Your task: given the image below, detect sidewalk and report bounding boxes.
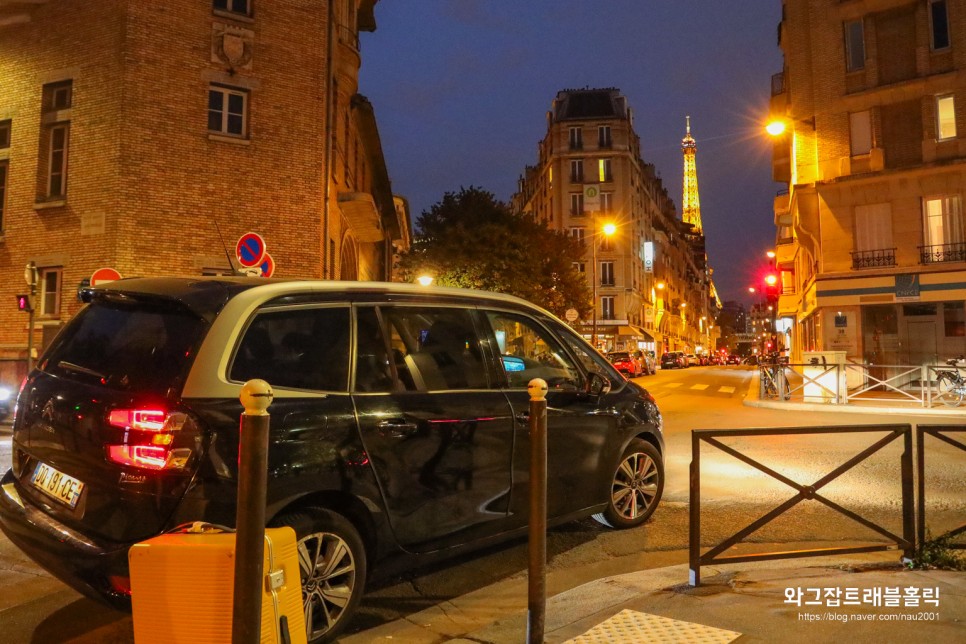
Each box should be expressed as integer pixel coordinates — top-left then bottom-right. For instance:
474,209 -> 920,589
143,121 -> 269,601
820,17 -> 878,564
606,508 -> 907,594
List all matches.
341,552 -> 964,643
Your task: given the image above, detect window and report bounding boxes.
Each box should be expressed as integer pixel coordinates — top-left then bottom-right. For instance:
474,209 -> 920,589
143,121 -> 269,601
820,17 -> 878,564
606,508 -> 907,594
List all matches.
39,81 -> 72,201
230,306 -> 351,391
937,95 -> 957,141
600,235 -> 614,252
930,0 -> 950,51
844,19 -> 865,72
0,120 -> 10,149
208,85 -> 248,137
570,193 -> 584,216
39,267 -> 62,317
213,0 -> 251,16
923,195 -> 964,246
854,203 -> 893,252
944,302 -> 965,337
849,110 -> 872,156
598,125 -> 612,148
570,159 -> 584,183
0,161 -> 7,230
486,311 -> 580,390
569,127 -> 582,150
572,262 -> 585,273
570,227 -> 586,244
600,192 -> 613,213
47,125 -> 69,198
600,261 -> 615,286
598,158 -> 612,182
601,296 -> 615,320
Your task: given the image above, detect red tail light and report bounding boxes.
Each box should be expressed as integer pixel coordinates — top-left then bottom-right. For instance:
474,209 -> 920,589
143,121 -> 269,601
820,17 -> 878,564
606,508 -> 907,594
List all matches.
106,409 -> 190,470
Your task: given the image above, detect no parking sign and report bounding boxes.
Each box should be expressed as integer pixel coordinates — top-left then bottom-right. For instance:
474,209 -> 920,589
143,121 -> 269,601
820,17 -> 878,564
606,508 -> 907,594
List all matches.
235,233 -> 276,277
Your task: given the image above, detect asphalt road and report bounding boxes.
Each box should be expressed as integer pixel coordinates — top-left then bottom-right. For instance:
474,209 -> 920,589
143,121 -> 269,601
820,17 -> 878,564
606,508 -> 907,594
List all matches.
0,365 -> 961,642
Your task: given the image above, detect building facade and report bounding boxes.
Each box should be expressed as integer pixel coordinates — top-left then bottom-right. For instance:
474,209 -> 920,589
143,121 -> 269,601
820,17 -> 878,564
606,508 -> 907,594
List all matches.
514,88 -> 717,358
0,0 -> 408,381
770,0 -> 966,366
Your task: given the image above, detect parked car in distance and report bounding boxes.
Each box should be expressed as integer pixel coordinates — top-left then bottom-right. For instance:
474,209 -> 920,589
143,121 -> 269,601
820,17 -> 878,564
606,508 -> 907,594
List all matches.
636,350 -> 657,375
606,351 -> 643,378
660,351 -> 681,369
0,278 -> 666,644
684,354 -> 700,367
726,354 -> 741,365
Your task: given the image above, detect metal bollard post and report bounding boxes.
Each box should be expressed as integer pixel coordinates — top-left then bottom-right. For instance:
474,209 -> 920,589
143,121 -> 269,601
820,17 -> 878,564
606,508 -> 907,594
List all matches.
233,379 -> 274,644
526,378 -> 548,644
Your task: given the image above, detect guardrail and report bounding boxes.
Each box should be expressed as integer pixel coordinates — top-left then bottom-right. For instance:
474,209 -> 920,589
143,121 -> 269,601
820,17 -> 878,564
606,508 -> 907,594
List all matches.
689,424 -> 915,586
756,361 -> 966,408
917,424 -> 966,550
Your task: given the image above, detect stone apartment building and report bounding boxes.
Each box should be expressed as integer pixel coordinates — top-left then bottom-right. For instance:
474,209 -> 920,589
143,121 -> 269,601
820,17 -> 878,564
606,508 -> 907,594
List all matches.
514,88 -> 716,358
770,0 -> 966,366
0,0 -> 407,381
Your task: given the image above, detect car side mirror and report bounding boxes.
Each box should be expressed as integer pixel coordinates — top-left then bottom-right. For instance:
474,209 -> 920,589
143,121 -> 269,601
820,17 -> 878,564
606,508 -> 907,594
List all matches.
587,372 -> 612,397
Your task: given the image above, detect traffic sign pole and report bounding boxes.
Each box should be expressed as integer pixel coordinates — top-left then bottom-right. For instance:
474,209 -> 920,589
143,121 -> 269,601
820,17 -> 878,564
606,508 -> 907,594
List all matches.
24,262 -> 37,374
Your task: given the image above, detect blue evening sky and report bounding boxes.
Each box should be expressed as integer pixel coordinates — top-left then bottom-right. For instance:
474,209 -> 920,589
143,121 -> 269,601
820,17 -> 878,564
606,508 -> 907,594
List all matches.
359,1 -> 785,302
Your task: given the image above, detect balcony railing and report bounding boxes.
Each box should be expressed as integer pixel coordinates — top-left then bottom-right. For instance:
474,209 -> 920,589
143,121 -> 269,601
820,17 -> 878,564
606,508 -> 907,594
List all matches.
850,247 -> 896,269
919,242 -> 966,264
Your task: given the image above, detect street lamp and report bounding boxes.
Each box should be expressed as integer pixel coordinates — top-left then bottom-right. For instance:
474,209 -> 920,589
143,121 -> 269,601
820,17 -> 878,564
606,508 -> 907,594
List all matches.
416,274 -> 434,286
591,220 -> 616,349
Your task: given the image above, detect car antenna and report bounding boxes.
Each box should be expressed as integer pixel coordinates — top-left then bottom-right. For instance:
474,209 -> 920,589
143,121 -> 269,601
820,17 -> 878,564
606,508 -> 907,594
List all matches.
213,217 -> 241,275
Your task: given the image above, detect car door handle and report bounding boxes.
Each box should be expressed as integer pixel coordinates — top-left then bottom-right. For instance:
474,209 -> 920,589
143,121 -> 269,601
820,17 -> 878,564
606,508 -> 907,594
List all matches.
377,419 -> 418,438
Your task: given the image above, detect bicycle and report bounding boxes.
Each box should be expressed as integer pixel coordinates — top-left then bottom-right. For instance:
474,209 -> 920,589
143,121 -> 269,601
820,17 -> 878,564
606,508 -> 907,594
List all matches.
761,353 -> 791,400
935,356 -> 966,407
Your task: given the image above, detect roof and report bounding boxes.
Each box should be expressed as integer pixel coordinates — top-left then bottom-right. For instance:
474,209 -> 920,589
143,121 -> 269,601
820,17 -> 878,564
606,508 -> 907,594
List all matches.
552,88 -> 626,121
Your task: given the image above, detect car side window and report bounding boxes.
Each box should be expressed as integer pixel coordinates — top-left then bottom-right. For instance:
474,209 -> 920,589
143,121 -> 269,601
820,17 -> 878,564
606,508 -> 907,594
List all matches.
553,323 -> 624,389
485,311 -> 581,390
230,306 -> 350,392
377,306 -> 489,391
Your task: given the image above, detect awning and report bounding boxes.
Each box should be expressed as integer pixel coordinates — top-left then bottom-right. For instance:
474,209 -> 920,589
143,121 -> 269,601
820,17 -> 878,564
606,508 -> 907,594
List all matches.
618,325 -> 654,341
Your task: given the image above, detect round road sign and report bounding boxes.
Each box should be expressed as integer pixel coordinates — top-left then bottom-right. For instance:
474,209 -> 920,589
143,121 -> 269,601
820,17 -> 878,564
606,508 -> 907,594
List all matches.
236,232 -> 267,268
91,267 -> 122,286
565,308 -> 579,322
259,253 -> 275,278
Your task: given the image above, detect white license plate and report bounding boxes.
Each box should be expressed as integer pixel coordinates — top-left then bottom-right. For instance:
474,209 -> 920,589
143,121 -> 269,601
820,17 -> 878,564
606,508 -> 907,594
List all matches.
31,462 -> 85,509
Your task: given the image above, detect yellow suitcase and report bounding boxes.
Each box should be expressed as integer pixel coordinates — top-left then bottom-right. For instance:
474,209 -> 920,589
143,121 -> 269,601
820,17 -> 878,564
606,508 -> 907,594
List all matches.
129,526 -> 307,644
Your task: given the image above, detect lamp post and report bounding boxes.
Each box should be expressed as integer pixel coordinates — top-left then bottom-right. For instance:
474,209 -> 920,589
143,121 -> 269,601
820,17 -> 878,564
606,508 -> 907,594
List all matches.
590,220 -> 616,349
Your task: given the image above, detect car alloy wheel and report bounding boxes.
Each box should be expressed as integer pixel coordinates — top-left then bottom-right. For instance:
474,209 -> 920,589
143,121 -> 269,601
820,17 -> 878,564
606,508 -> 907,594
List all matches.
272,508 -> 367,643
593,439 -> 664,529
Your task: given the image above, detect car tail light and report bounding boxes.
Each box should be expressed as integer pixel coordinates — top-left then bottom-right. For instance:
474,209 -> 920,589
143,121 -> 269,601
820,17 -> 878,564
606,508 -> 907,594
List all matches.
106,409 -> 191,471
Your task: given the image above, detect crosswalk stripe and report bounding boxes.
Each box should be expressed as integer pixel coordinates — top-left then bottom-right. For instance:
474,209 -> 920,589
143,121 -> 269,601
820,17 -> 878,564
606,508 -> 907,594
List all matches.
665,382 -> 682,388
690,384 -> 709,390
719,386 -> 736,394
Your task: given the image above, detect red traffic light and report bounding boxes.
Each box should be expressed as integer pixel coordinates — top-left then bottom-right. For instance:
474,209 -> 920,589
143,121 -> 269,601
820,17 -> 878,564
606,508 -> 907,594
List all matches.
764,273 -> 778,287
16,294 -> 33,312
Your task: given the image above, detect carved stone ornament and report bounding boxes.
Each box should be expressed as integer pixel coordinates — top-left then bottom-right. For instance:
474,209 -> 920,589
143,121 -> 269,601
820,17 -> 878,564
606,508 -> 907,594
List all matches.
212,23 -> 254,71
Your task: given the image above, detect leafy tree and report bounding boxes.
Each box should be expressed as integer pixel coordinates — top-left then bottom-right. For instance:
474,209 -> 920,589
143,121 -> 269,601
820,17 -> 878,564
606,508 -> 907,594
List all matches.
397,187 -> 591,318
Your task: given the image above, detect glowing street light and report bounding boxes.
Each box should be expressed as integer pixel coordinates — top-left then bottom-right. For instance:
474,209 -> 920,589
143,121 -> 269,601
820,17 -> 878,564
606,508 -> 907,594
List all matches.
765,120 -> 787,136
416,274 -> 434,286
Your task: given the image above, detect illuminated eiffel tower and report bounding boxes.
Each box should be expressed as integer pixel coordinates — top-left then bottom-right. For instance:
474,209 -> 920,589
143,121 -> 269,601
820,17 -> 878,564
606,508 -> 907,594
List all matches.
681,115 -> 702,232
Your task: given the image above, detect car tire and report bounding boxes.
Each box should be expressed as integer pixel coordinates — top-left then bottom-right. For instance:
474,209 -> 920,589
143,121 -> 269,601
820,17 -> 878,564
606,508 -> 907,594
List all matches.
593,439 -> 664,529
271,507 -> 367,644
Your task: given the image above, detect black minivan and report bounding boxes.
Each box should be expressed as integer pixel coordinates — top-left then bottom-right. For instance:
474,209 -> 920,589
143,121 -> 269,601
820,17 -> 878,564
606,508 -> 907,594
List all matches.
0,278 -> 664,642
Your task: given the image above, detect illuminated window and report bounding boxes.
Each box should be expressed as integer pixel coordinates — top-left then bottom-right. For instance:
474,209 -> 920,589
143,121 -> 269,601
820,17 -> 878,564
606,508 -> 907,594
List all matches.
923,195 -> 964,247
598,158 -> 612,182
208,85 -> 248,137
929,0 -> 950,51
213,0 -> 251,16
937,95 -> 956,141
844,19 -> 865,72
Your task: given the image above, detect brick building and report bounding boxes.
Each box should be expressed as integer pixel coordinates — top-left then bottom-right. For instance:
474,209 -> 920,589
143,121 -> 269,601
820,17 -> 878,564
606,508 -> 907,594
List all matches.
770,0 -> 966,365
514,88 -> 717,358
0,0 -> 408,381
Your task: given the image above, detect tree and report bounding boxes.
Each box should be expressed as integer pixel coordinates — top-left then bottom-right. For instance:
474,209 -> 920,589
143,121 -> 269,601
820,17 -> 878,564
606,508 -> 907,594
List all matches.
397,187 -> 592,318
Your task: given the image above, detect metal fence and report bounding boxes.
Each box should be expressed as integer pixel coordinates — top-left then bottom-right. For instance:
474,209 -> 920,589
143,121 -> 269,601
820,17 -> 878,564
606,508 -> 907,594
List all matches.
689,424 -> 915,586
917,425 -> 966,550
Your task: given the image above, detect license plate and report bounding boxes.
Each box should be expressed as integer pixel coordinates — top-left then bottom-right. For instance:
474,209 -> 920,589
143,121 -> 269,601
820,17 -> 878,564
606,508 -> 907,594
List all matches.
31,462 -> 85,509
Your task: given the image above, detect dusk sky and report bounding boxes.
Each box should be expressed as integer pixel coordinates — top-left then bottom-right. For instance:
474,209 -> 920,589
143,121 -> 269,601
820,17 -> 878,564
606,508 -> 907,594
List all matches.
359,1 -> 785,303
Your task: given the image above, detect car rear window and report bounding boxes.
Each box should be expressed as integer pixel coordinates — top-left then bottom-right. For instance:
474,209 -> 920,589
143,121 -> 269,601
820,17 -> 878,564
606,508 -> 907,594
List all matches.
41,301 -> 207,395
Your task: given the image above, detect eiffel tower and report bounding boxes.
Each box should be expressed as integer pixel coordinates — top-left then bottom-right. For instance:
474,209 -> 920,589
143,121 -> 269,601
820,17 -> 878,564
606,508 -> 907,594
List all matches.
681,115 -> 702,232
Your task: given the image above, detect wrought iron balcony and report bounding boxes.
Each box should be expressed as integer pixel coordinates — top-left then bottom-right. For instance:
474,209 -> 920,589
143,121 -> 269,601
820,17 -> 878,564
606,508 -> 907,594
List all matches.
850,248 -> 896,270
919,242 -> 966,264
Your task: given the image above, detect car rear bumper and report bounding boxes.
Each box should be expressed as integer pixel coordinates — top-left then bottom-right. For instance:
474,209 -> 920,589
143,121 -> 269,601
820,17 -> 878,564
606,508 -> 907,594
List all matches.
0,469 -> 131,609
